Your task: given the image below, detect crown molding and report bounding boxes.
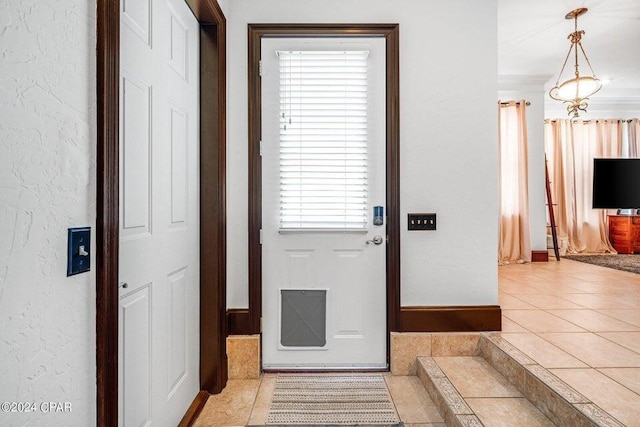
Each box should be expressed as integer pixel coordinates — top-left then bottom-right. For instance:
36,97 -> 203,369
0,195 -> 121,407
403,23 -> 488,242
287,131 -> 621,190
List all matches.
498,75 -> 553,92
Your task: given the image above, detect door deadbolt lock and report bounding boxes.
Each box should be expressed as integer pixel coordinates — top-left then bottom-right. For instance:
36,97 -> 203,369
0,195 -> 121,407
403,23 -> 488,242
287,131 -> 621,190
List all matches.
366,235 -> 384,245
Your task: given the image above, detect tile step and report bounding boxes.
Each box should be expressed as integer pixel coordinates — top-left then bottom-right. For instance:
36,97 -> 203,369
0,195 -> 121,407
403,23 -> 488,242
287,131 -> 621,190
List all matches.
415,333 -> 624,427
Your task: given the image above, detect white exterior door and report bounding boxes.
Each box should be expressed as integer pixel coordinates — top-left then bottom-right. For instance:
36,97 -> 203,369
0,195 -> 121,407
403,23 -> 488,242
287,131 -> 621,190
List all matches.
261,38 -> 387,369
118,0 -> 199,425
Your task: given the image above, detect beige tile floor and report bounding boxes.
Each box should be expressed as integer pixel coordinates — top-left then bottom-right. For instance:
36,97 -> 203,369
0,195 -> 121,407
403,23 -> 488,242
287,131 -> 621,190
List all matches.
196,258 -> 640,426
498,258 -> 640,426
195,373 -> 444,426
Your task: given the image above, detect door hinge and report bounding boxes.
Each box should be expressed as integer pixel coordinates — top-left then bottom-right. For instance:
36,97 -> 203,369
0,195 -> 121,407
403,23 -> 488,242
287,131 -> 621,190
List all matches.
260,229 -> 263,245
259,60 -> 262,77
259,140 -> 263,156
260,317 -> 263,333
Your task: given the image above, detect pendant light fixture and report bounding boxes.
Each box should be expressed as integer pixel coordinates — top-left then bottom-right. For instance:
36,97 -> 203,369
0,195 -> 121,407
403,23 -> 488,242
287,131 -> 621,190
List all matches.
549,8 -> 602,118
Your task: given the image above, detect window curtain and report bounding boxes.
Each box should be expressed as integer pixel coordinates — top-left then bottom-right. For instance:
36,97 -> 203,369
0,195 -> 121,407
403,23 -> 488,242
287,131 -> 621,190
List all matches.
544,119 -> 623,254
498,101 -> 531,264
628,119 -> 640,157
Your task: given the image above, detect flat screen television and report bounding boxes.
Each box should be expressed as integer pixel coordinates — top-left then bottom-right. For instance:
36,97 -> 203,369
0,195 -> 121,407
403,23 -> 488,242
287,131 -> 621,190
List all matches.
592,158 -> 640,209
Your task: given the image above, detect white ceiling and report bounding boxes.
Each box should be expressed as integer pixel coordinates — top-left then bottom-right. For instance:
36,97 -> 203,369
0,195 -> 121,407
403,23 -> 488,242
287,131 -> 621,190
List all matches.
498,0 -> 640,100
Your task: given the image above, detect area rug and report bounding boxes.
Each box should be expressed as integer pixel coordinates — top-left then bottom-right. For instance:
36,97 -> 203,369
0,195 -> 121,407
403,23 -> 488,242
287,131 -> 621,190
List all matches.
563,254 -> 640,274
266,374 -> 400,425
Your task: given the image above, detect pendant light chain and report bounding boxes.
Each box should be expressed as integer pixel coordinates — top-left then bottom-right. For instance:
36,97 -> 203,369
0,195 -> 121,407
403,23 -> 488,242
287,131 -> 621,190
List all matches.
549,7 -> 602,118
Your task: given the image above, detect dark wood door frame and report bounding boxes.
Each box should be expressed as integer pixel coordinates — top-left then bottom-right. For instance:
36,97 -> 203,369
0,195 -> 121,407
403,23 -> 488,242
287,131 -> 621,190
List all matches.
96,0 -> 227,425
245,24 -> 401,359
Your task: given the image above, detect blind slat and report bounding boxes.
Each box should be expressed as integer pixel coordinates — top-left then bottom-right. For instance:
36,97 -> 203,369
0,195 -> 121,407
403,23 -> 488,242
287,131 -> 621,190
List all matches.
279,50 -> 369,230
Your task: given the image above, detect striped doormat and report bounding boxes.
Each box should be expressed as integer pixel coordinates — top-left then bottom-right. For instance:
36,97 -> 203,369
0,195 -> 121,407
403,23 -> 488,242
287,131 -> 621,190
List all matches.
266,374 -> 400,425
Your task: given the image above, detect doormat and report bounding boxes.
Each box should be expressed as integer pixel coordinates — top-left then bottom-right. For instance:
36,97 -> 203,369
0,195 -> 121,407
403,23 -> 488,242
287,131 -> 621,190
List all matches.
266,374 -> 400,425
563,254 -> 640,274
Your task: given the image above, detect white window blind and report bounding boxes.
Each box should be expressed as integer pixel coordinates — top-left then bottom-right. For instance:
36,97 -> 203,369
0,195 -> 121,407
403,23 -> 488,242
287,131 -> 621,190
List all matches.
278,50 -> 369,230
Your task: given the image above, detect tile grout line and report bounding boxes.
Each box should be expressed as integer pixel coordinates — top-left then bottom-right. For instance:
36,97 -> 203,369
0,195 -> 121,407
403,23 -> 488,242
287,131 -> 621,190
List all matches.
498,330 -> 592,369
538,306 -> 640,331
593,330 -> 640,355
502,308 -> 589,334
528,331 -> 614,369
382,375 -> 402,423
534,330 -> 640,368
522,328 -> 599,369
246,373 -> 266,425
593,308 -> 640,327
594,367 -> 640,399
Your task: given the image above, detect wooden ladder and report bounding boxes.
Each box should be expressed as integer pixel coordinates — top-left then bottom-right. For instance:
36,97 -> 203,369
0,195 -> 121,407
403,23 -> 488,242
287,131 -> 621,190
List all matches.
545,155 -> 560,261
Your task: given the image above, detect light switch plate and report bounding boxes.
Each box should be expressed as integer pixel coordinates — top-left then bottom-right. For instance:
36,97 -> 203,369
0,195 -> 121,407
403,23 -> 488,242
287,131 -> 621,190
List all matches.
408,213 -> 437,230
67,227 -> 91,276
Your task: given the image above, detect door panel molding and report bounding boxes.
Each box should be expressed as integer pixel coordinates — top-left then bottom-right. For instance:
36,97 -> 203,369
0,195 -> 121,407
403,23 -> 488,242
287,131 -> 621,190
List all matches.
119,284 -> 152,426
247,25 -> 401,354
96,0 -> 227,425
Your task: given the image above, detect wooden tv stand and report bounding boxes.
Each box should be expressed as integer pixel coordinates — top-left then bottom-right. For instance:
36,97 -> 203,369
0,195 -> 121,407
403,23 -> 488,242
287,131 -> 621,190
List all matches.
608,215 -> 640,254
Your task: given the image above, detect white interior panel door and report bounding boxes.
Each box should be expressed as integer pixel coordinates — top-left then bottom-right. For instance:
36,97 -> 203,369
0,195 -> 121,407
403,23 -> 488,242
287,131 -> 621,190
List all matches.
119,0 -> 199,425
261,38 -> 387,369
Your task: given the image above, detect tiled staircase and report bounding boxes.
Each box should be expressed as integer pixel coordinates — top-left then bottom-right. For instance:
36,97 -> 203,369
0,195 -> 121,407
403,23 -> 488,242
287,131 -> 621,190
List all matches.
411,333 -> 624,427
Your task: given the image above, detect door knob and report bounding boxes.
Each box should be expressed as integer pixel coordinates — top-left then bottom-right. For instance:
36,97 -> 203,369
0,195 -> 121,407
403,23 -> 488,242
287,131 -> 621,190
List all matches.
119,282 -> 128,289
366,235 -> 384,245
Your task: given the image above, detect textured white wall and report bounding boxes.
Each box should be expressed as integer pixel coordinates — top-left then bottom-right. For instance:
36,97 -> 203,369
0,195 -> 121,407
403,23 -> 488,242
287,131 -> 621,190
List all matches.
226,0 -> 499,308
0,1 -> 96,425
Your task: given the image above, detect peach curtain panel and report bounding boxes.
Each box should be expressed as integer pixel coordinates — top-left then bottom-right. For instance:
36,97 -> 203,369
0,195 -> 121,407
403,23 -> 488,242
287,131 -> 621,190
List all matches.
498,101 -> 530,264
544,119 -> 623,254
629,119 -> 640,157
